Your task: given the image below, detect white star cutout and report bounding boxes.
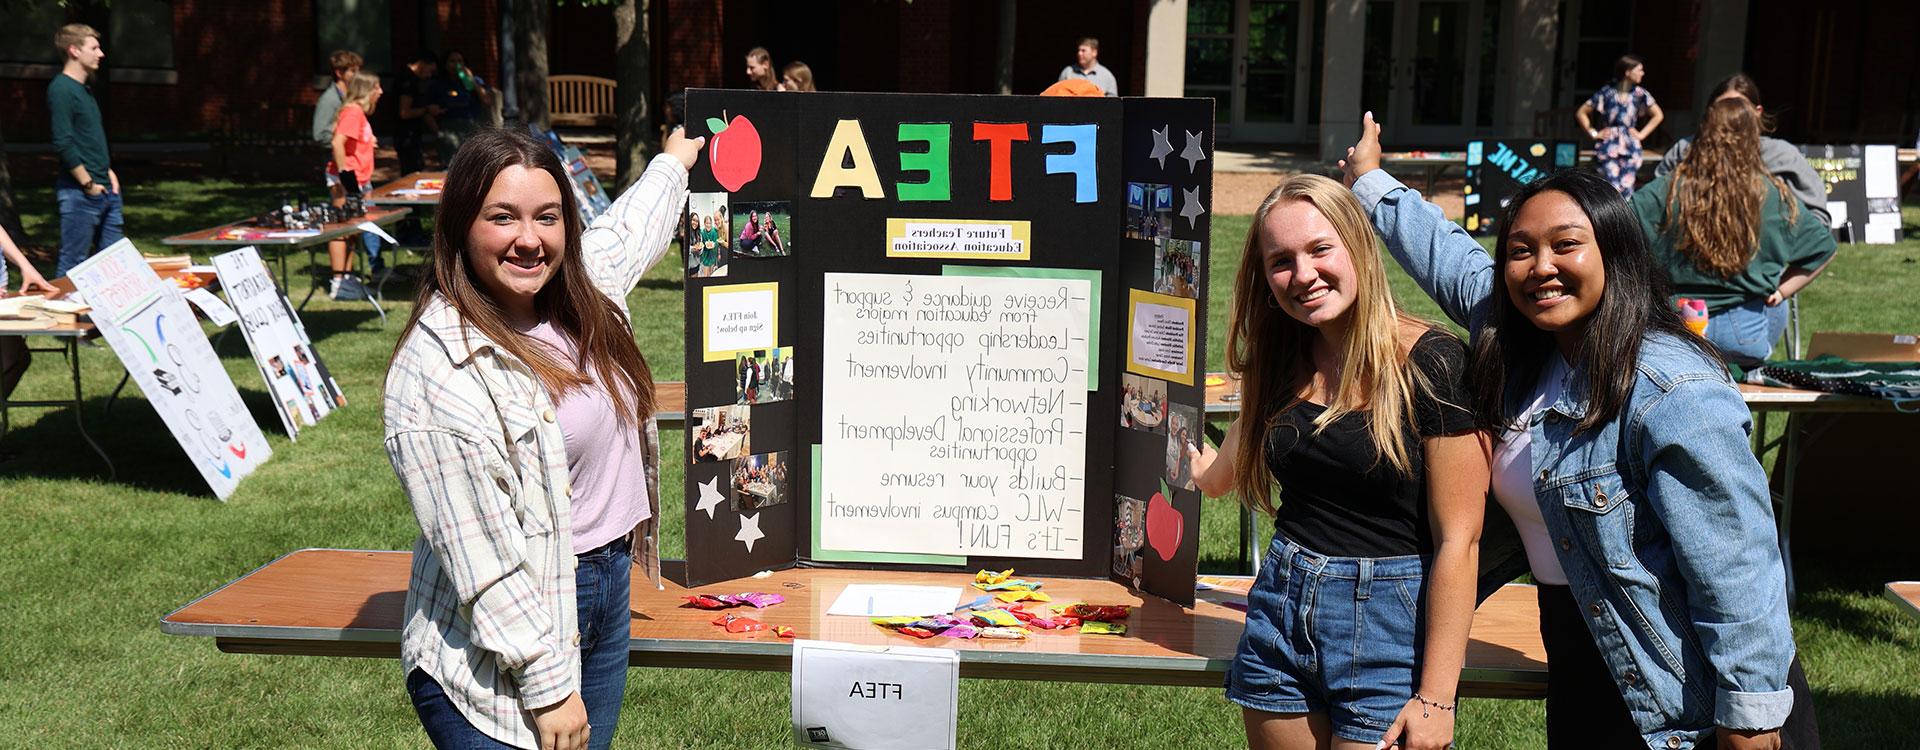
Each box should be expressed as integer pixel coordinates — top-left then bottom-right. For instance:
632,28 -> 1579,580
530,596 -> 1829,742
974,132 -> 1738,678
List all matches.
1180,130 -> 1207,173
735,512 -> 764,553
696,476 -> 725,520
1149,125 -> 1174,169
1180,185 -> 1207,228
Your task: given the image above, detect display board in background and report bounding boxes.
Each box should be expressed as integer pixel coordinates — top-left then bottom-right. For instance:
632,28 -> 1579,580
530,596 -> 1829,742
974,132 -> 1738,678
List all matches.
680,89 -> 1212,607
531,126 -> 612,223
1801,143 -> 1903,244
212,246 -> 347,438
1463,140 -> 1577,236
68,240 -> 272,500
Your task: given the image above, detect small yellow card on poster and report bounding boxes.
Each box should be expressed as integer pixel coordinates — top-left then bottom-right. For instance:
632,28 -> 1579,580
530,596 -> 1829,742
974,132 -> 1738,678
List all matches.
1126,288 -> 1195,385
702,282 -> 779,362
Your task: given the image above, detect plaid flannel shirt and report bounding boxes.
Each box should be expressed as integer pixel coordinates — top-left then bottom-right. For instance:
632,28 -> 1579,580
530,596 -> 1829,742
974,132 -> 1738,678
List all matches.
385,154 -> 686,748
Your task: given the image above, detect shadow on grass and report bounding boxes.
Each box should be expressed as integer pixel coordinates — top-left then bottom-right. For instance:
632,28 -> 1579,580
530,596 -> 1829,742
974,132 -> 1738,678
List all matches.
1808,687 -> 1920,746
0,396 -> 217,498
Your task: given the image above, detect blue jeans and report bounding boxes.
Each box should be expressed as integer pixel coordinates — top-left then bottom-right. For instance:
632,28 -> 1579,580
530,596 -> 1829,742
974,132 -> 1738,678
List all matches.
361,231 -> 386,272
1225,535 -> 1427,744
1706,298 -> 1791,367
407,539 -> 631,750
54,176 -> 124,277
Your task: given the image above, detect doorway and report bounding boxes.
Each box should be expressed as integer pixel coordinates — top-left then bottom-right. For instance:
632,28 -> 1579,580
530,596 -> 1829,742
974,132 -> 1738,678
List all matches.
1185,0 -> 1319,143
1360,0 -> 1501,145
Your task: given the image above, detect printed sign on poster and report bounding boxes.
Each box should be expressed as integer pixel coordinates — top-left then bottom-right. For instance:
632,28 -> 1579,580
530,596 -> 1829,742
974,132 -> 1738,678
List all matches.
212,246 -> 347,437
68,240 -> 272,500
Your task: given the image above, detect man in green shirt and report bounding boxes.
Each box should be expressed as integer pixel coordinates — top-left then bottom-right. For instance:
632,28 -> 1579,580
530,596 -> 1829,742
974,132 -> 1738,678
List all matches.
48,24 -> 123,277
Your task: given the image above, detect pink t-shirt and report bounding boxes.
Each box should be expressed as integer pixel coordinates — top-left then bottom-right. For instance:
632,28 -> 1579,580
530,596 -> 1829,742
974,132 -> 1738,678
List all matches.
524,320 -> 652,554
329,104 -> 377,178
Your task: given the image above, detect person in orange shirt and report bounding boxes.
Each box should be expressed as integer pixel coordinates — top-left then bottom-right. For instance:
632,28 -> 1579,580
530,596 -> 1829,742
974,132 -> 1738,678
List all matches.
326,74 -> 384,301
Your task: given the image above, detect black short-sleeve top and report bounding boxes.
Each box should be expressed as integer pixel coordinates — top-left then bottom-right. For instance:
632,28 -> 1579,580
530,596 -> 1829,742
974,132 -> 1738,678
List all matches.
1264,328 -> 1475,558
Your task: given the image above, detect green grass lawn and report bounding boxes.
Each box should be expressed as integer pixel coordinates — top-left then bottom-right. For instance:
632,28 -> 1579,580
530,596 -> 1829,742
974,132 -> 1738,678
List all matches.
1,180 -> 1916,747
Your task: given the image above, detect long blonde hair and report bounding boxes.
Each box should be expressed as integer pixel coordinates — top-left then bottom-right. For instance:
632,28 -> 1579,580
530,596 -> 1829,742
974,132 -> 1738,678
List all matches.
1225,174 -> 1438,517
1665,98 -> 1798,278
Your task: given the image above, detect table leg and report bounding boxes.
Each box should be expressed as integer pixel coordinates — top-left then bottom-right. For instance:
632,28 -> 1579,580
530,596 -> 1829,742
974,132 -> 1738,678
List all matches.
65,339 -> 115,480
106,369 -> 131,417
299,246 -> 320,310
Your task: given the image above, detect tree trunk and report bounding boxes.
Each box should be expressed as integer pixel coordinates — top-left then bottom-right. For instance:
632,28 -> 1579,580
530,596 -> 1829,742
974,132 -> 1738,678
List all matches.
613,0 -> 654,191
513,0 -> 551,129
995,0 -> 1016,95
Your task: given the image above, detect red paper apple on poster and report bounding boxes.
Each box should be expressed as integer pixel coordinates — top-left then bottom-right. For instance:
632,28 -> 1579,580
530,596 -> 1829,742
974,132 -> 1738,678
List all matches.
1146,480 -> 1183,562
705,113 -> 762,192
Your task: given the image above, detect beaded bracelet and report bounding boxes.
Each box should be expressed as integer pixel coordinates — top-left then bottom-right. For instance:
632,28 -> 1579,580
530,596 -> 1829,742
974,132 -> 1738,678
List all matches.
1412,693 -> 1457,718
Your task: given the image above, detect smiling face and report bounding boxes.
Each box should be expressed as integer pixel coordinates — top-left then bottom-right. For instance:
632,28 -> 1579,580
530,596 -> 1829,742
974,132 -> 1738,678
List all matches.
466,165 -> 567,323
1502,190 -> 1606,343
1260,198 -> 1358,331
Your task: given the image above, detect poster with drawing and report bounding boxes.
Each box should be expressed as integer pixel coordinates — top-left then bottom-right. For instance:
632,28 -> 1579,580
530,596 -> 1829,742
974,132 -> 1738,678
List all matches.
212,246 -> 347,438
68,240 -> 272,500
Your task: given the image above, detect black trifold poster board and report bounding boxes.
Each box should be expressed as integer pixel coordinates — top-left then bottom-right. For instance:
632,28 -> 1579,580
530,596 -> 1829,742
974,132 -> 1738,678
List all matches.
679,89 -> 1213,606
1463,139 -> 1577,236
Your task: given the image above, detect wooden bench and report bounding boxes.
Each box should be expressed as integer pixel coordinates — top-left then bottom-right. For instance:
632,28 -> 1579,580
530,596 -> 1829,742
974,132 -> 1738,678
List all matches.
549,75 -> 616,129
161,549 -> 1550,697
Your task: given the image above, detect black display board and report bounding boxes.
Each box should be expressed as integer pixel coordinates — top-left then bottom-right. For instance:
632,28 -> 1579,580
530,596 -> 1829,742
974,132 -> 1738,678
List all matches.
1463,139 -> 1577,236
1800,143 -> 1902,243
679,90 -> 1211,607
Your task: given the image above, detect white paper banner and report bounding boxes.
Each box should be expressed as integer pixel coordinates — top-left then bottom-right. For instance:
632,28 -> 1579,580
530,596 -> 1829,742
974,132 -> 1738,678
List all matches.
792,640 -> 958,750
819,272 -> 1091,559
68,240 -> 271,500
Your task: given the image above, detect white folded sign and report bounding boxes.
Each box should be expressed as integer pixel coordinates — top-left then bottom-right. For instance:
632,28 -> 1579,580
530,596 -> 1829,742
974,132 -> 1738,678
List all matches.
791,639 -> 958,750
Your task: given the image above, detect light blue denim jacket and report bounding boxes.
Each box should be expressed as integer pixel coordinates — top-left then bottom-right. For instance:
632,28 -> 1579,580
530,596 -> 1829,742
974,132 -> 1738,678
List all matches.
1354,170 -> 1796,748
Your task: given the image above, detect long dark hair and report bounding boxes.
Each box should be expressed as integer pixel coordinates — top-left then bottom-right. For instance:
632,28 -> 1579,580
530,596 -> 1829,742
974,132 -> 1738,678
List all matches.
1471,170 -> 1715,433
1709,72 -> 1777,132
394,128 -> 655,424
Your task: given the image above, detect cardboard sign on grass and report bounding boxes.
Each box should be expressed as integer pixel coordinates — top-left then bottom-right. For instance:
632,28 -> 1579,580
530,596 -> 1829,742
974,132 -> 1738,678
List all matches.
68,240 -> 271,500
212,246 -> 347,437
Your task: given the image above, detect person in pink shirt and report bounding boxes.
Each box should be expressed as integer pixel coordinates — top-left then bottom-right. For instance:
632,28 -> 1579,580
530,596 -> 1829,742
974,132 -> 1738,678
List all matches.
326,74 -> 384,300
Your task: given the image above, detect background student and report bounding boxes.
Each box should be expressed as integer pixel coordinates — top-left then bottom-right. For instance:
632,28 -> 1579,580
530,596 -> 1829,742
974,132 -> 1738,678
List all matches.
1057,36 -> 1118,96
1,230 -> 58,405
780,61 -> 817,92
1576,54 -> 1664,197
745,47 -> 778,90
1633,99 -> 1837,367
324,74 -> 385,301
47,24 -> 123,278
1655,74 -> 1830,226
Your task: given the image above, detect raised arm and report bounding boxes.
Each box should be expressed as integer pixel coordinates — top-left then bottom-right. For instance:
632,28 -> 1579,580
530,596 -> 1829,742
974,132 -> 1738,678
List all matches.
579,129 -> 702,304
1339,112 -> 1497,333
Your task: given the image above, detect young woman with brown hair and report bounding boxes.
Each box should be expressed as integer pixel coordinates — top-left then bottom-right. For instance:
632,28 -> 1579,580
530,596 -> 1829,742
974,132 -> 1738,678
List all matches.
1191,174 -> 1488,750
385,126 -> 701,750
1632,99 -> 1837,366
1655,74 -> 1829,226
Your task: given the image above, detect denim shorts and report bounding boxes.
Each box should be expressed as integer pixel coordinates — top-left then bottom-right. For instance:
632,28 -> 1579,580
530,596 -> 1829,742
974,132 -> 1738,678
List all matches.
1225,535 -> 1427,744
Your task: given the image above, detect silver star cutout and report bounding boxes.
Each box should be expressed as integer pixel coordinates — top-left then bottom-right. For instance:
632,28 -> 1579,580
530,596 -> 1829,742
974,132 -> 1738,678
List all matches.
1180,185 -> 1207,228
695,476 -> 725,520
735,512 -> 764,553
1180,130 -> 1207,173
1149,125 -> 1174,169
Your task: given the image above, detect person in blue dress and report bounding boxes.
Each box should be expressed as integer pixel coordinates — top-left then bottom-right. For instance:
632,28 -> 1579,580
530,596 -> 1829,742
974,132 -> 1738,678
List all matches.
1577,54 -> 1665,197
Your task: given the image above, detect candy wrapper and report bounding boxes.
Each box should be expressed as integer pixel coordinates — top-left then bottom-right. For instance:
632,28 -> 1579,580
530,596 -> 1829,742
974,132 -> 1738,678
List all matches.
773,625 -> 797,638
1080,621 -> 1127,635
711,613 -> 768,633
975,579 -> 1042,592
1063,604 -> 1132,622
941,624 -> 980,639
994,589 -> 1051,603
974,568 -> 1015,585
1024,616 -> 1065,630
682,595 -> 730,609
898,626 -> 939,639
976,626 -> 1028,640
971,609 -> 1023,628
870,616 -> 924,627
683,592 -> 786,610
954,594 -> 997,612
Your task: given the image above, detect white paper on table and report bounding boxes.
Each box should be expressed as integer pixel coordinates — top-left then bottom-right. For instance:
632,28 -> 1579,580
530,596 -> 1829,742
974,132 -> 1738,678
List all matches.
826,584 -> 964,617
182,288 -> 237,327
356,221 -> 398,244
264,230 -> 322,238
391,188 -> 440,196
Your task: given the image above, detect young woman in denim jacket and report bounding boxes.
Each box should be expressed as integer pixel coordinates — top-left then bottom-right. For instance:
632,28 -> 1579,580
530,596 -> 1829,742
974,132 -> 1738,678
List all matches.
1340,113 -> 1816,749
1191,174 -> 1489,750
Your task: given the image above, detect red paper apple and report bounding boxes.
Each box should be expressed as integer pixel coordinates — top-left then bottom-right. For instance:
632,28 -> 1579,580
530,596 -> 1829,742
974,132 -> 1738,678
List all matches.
705,113 -> 762,192
1146,480 -> 1184,562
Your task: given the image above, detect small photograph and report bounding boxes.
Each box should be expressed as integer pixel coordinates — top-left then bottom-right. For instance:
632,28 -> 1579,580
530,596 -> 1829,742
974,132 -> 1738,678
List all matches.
735,346 -> 795,405
1120,373 -> 1169,433
1112,494 -> 1146,585
691,404 -> 751,463
1154,238 -> 1202,299
1163,402 -> 1200,491
731,200 -> 792,258
731,451 -> 790,511
1124,182 -> 1174,240
685,192 -> 731,278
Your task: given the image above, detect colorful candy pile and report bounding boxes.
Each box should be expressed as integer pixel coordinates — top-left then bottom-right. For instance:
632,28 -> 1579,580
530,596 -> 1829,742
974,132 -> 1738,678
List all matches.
687,592 -> 795,638
870,570 -> 1134,640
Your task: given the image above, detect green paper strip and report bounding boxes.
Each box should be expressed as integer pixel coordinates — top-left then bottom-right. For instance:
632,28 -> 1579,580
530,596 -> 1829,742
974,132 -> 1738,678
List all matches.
942,265 -> 1102,389
809,444 -> 967,565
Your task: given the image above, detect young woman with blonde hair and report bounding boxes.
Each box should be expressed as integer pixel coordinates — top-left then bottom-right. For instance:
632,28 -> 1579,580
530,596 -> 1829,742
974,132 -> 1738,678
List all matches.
1191,173 -> 1488,750
386,126 -> 702,750
1632,98 -> 1836,366
325,72 -> 385,300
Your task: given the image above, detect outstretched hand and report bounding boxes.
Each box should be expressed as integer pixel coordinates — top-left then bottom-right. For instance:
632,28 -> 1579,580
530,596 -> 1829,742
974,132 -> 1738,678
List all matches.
1337,111 -> 1384,188
665,127 -> 706,171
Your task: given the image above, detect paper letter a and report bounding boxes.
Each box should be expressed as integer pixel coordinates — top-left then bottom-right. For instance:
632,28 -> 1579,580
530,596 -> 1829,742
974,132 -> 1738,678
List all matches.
811,119 -> 886,199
